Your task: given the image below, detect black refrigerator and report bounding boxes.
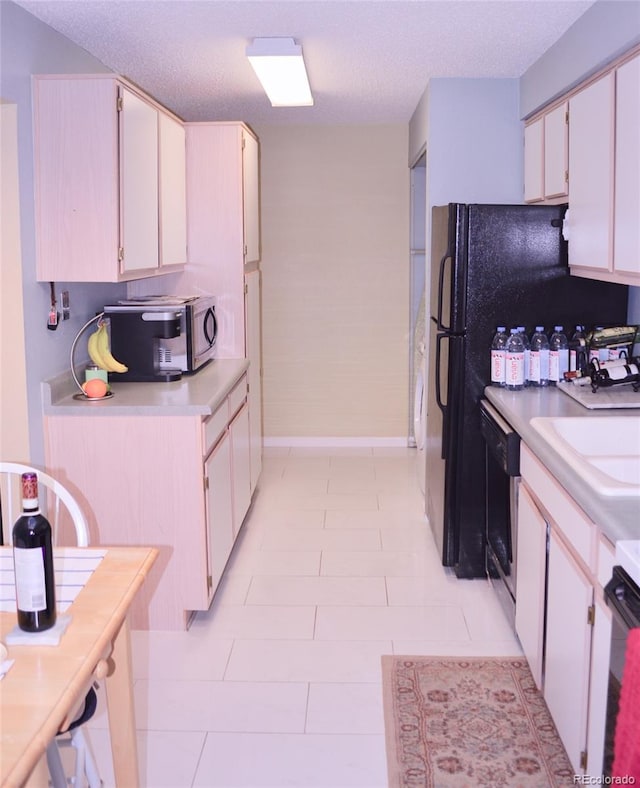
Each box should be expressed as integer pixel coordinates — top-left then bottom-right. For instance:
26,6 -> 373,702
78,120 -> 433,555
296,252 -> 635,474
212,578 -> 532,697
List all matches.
425,203 -> 629,578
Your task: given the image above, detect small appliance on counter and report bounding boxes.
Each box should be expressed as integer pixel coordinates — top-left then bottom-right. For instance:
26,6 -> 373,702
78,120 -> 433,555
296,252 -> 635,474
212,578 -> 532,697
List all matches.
103,295 -> 217,382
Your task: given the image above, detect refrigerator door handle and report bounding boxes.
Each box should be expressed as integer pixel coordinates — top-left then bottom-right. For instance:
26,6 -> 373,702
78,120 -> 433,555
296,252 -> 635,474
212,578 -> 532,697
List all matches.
437,251 -> 452,331
435,332 -> 449,459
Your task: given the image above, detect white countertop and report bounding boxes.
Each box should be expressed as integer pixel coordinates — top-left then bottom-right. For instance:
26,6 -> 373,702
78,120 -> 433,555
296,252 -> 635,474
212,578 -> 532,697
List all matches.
42,358 -> 249,417
484,385 -> 639,545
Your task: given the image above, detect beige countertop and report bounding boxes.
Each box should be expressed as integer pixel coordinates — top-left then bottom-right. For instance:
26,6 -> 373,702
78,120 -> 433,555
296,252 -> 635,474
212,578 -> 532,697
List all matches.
42,358 -> 249,417
484,385 -> 639,545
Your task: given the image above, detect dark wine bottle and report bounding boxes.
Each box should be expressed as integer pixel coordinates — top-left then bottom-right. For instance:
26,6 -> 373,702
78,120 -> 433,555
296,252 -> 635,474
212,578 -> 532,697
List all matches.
12,472 -> 57,632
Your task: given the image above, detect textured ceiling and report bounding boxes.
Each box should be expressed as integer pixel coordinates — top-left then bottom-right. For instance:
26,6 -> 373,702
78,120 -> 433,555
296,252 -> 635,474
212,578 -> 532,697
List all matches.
13,0 -> 595,125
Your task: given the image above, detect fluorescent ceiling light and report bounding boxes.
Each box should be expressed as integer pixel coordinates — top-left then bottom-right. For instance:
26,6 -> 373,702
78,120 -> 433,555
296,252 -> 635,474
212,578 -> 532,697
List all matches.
246,37 -> 313,107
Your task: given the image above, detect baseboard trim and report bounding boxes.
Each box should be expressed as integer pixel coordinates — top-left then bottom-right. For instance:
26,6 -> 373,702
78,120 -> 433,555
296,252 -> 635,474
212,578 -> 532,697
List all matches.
263,436 -> 409,448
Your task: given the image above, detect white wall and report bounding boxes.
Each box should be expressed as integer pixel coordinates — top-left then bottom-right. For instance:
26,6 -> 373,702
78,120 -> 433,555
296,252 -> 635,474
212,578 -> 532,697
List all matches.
254,124 -> 410,442
0,2 -> 127,465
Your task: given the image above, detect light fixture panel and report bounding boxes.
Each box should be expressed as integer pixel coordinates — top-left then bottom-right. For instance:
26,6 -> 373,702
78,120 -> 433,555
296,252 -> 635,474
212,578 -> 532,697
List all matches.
247,37 -> 314,107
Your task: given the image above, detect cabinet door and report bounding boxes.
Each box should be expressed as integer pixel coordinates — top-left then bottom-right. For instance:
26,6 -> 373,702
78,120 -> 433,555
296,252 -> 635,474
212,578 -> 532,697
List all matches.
568,73 -> 614,272
230,402 -> 252,536
524,118 -> 544,203
245,270 -> 263,493
614,54 -> 640,277
34,77 -> 120,282
119,86 -> 159,273
514,485 -> 547,689
242,129 -> 260,264
545,529 -> 593,772
544,102 -> 568,199
586,595 -> 613,778
204,434 -> 234,598
159,112 -> 187,267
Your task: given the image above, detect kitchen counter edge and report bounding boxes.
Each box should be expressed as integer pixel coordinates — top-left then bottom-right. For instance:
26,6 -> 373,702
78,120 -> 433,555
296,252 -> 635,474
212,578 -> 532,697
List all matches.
42,359 -> 250,417
484,386 -> 639,544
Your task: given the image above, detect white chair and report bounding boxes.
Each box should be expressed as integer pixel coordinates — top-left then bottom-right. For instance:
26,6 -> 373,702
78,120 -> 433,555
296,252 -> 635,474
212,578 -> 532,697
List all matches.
0,461 -> 102,787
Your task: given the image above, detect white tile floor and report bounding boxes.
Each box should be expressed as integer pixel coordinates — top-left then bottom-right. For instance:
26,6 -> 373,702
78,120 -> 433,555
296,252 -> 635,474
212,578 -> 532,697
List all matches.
85,447 -> 523,787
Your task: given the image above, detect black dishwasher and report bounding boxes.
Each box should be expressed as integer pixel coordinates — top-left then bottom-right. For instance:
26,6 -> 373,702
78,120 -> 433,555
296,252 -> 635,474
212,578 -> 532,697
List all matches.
480,399 -> 521,626
602,565 -> 640,775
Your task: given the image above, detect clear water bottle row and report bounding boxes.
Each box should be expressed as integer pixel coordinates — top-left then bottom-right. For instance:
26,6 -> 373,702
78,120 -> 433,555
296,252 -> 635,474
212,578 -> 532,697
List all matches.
491,325 -> 581,389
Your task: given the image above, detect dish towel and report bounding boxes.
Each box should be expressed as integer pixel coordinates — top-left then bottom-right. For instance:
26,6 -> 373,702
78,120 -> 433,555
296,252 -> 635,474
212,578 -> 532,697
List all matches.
612,626 -> 640,781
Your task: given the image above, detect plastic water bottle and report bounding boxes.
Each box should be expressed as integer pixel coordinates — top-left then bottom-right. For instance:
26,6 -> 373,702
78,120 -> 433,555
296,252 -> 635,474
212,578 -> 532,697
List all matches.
490,327 -> 507,387
549,326 -> 569,384
529,326 -> 549,387
505,329 -> 525,390
518,327 -> 530,386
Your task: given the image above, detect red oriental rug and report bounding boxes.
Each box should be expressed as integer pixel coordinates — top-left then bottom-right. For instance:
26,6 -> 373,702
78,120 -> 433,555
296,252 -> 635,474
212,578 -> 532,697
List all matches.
381,656 -> 574,787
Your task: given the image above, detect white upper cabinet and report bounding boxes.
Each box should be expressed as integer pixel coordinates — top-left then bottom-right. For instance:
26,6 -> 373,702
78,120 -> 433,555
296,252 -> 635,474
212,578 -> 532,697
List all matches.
543,102 -> 569,199
184,122 -> 261,357
524,118 -> 544,202
567,50 -> 640,285
613,54 -> 640,278
523,102 -> 568,203
242,128 -> 260,265
120,86 -> 159,274
33,75 -> 186,282
567,72 -> 614,273
159,112 -> 188,268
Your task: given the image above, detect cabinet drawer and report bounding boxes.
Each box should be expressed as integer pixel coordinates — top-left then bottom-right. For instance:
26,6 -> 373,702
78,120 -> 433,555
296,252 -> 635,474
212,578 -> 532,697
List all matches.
203,400 -> 229,455
521,444 -> 595,568
228,374 -> 248,418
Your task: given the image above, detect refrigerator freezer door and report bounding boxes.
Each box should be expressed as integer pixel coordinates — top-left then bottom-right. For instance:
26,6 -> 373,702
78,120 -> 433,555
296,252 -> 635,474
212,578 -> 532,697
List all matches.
430,204 -> 467,333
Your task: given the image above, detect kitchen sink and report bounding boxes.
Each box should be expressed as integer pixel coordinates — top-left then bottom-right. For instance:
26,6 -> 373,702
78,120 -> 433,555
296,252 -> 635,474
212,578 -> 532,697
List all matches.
529,416 -> 640,497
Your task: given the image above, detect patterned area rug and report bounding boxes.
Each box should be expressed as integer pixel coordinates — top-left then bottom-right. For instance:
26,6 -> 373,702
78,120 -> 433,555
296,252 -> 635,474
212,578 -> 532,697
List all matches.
381,656 -> 575,787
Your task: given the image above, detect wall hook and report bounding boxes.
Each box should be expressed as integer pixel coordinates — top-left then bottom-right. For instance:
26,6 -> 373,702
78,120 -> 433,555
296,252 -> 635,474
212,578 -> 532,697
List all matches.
47,282 -> 60,330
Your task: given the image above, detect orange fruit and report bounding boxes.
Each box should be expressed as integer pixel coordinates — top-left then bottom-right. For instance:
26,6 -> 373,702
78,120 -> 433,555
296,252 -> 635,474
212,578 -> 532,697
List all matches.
82,378 -> 108,398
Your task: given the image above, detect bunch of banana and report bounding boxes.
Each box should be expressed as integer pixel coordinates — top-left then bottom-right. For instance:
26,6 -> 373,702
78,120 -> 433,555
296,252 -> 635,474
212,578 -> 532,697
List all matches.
87,323 -> 128,374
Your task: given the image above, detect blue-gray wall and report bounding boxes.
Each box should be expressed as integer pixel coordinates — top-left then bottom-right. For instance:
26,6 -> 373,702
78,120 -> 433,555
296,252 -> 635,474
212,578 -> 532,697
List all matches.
0,1 -> 127,465
425,79 -> 522,206
520,0 -> 640,118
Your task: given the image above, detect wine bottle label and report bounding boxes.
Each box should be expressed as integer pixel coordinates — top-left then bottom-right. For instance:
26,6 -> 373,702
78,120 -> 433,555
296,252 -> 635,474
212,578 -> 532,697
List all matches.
14,547 -> 47,612
608,363 -> 639,381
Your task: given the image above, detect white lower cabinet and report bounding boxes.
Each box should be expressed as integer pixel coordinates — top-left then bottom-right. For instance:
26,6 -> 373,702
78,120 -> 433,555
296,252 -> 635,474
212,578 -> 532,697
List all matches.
544,529 -> 593,773
44,370 -> 253,630
204,432 -> 234,597
517,443 -> 610,776
586,595 -> 613,777
515,484 -> 547,690
230,401 -> 251,537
